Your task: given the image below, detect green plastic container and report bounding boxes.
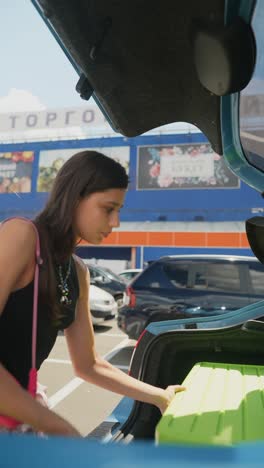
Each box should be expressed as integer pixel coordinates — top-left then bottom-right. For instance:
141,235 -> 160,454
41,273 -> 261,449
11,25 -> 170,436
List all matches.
155,362 -> 264,446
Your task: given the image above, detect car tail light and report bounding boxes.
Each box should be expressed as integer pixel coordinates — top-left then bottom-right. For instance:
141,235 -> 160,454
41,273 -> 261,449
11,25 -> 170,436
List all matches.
126,286 -> 136,307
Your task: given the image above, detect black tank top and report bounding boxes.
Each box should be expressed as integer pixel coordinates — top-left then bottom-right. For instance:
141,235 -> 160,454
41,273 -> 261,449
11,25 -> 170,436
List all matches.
0,258 -> 79,389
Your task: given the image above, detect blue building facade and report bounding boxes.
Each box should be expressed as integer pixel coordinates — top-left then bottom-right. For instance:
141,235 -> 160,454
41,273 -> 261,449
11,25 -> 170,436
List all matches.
0,130 -> 260,266
0,132 -> 262,223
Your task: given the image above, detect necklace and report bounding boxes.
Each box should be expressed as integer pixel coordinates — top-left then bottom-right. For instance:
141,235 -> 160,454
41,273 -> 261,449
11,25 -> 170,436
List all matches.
57,257 -> 72,305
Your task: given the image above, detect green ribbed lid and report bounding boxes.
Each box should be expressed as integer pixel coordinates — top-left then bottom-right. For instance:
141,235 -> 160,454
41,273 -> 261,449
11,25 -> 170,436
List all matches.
156,362 -> 264,446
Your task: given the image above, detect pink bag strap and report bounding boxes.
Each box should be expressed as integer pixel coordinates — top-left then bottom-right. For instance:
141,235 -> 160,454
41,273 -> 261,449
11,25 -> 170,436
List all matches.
1,217 -> 42,392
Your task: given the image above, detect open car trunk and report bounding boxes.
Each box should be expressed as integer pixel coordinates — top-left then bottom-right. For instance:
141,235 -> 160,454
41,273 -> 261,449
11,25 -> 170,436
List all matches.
34,0 -> 223,151
111,320 -> 264,442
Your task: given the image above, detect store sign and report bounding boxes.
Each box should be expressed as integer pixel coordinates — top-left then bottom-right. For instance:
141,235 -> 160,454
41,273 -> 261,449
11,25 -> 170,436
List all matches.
160,153 -> 214,179
0,106 -> 106,132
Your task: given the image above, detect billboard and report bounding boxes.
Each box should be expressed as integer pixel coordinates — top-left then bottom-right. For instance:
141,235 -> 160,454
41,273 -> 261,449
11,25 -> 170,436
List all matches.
0,151 -> 34,193
137,143 -> 239,190
37,146 -> 130,192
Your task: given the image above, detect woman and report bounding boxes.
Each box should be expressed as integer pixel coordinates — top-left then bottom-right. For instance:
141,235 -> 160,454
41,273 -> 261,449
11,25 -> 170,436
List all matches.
0,151 -> 184,436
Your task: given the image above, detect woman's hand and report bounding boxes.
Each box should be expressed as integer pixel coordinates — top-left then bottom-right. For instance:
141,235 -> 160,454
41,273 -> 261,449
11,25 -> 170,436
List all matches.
156,385 -> 186,414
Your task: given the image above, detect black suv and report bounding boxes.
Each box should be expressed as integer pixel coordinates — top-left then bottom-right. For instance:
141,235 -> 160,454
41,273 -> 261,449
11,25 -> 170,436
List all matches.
118,255 -> 264,339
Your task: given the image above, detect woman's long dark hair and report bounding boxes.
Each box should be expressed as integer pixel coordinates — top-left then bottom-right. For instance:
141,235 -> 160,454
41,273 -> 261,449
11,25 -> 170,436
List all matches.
34,151 -> 129,324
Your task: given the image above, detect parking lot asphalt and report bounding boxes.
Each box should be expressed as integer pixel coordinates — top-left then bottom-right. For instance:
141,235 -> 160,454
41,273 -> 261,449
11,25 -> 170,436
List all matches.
39,318 -> 136,436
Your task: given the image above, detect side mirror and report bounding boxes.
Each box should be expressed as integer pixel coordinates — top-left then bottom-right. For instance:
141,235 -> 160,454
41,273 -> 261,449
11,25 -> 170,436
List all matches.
245,216 -> 264,263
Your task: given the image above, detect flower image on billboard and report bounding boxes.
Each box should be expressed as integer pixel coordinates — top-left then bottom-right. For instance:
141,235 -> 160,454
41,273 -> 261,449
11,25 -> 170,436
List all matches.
137,144 -> 239,190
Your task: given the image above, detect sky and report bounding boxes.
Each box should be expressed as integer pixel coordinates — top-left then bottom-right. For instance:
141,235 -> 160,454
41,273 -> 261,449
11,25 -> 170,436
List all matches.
0,1 -> 92,112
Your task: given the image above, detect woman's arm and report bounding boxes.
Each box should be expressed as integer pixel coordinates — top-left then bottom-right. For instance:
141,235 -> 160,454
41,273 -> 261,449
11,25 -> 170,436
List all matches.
0,363 -> 80,435
65,258 -> 185,414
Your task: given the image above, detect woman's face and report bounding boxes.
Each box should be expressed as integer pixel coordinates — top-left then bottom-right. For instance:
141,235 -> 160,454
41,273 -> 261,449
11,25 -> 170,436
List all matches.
74,188 -> 126,244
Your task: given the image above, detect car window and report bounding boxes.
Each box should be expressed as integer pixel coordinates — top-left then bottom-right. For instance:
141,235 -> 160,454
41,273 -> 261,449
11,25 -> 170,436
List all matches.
134,262 -> 197,290
88,265 -> 104,280
103,268 -> 124,282
134,260 -> 244,292
121,272 -> 132,280
164,262 -> 241,292
248,263 -> 264,294
240,1 -> 264,171
133,262 -> 175,289
162,264 -> 189,289
88,266 -> 97,279
199,264 -> 240,292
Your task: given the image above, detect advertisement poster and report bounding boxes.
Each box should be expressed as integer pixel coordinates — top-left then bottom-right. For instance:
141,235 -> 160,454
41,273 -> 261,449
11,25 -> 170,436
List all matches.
37,146 -> 130,192
137,144 -> 239,190
0,151 -> 34,193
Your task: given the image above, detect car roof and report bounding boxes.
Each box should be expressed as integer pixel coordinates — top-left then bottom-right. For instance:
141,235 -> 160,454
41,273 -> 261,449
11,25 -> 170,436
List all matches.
156,254 -> 259,262
120,269 -> 142,273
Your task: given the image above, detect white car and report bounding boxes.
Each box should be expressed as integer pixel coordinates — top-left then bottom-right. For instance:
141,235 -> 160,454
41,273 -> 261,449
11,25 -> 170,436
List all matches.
89,284 -> 118,325
118,269 -> 143,283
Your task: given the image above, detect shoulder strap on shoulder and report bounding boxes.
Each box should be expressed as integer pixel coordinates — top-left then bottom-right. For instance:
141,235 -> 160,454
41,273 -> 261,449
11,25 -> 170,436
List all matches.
1,217 -> 42,396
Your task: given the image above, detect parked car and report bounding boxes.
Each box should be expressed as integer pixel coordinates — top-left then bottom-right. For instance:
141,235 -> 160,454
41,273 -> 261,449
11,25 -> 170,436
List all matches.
118,255 -> 264,339
89,284 -> 117,325
83,261 -> 127,309
118,269 -> 143,283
